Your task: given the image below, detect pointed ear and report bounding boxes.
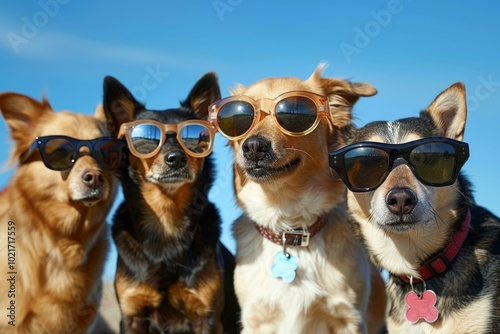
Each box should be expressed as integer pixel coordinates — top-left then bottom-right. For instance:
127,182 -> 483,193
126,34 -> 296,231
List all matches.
181,72 -> 221,119
102,76 -> 140,136
0,92 -> 53,162
424,82 -> 467,141
93,103 -> 106,123
307,64 -> 377,128
229,83 -> 246,96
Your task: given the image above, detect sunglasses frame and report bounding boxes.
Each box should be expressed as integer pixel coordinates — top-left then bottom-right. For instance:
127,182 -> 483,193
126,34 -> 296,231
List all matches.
21,135 -> 125,171
329,137 -> 470,192
117,119 -> 216,159
209,91 -> 330,140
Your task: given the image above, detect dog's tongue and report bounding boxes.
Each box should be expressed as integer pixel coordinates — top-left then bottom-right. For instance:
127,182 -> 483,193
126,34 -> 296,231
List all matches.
82,200 -> 98,207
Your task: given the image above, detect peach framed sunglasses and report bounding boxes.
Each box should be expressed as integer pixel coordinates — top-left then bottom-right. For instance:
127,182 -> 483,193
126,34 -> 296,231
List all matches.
118,119 -> 216,159
209,91 -> 330,140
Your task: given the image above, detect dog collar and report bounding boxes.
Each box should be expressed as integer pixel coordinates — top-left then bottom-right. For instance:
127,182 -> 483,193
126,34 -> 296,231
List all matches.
399,209 -> 471,283
255,215 -> 327,247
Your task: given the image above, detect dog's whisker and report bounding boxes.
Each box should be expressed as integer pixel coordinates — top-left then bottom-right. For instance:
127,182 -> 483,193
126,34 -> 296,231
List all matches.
284,147 -> 316,162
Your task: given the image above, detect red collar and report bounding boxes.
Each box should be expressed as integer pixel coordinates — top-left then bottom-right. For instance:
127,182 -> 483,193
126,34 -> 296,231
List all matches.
255,215 -> 327,247
400,209 -> 471,283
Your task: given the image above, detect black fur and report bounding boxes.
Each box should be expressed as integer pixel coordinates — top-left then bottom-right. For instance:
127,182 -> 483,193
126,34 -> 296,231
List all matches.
103,74 -> 240,334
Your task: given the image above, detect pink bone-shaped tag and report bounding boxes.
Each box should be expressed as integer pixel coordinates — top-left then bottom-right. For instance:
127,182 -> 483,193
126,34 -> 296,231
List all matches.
405,290 -> 439,324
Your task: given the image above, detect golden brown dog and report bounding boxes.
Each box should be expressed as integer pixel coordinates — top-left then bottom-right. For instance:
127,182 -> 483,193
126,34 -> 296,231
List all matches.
330,83 -> 500,333
209,65 -> 387,333
0,93 -> 122,333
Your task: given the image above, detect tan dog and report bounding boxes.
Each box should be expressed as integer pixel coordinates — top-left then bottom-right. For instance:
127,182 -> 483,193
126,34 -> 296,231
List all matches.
330,83 -> 500,333
0,93 -> 122,333
209,65 -> 387,333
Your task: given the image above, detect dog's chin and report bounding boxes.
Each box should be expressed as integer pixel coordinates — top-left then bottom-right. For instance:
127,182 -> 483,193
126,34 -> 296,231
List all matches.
243,157 -> 301,182
377,216 -> 430,233
147,171 -> 195,185
73,190 -> 107,207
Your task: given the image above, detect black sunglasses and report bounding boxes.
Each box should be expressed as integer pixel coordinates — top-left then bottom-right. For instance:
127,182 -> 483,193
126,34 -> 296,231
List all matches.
21,135 -> 125,171
329,137 -> 470,192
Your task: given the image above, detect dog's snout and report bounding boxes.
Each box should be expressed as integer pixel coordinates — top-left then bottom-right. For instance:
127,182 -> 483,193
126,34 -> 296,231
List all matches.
385,188 -> 417,215
242,136 -> 271,162
165,150 -> 188,169
81,169 -> 104,189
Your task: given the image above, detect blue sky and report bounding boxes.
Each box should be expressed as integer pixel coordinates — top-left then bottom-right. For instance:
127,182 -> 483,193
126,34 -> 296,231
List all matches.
1,1 -> 499,280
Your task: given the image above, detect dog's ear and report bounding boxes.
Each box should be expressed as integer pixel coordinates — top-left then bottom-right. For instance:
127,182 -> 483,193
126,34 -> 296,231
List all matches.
93,103 -> 106,123
307,64 -> 377,128
103,76 -> 140,136
424,82 -> 467,141
181,72 -> 221,119
229,83 -> 246,96
0,92 -> 53,163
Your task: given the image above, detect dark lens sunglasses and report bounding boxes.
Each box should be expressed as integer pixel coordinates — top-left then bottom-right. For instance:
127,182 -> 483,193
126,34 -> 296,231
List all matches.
21,135 -> 125,171
329,137 -> 470,192
208,91 -> 330,140
117,119 -> 216,159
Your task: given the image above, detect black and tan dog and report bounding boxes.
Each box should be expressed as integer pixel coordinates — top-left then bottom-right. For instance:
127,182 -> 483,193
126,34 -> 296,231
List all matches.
103,73 -> 239,334
330,83 -> 500,333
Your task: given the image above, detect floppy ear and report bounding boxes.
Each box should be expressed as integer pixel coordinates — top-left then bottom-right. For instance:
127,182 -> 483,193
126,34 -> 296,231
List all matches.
181,72 -> 221,119
307,64 -> 377,128
102,76 -> 140,136
0,92 -> 53,163
424,82 -> 467,141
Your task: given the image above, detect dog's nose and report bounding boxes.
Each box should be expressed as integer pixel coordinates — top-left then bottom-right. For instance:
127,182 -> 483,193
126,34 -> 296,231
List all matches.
242,136 -> 271,161
81,169 -> 104,189
385,188 -> 417,215
165,150 -> 188,169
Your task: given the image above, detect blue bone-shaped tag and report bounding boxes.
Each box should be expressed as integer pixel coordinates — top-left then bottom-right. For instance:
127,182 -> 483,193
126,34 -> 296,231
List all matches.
271,252 -> 299,283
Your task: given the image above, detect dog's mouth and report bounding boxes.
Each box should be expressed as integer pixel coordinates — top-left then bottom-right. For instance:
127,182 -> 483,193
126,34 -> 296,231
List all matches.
147,170 -> 195,184
244,157 -> 301,181
378,217 -> 429,233
75,190 -> 106,207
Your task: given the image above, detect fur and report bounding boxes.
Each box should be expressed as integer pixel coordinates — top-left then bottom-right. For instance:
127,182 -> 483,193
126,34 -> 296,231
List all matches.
228,65 -> 387,333
103,73 -> 240,334
0,93 -> 118,333
343,83 -> 500,333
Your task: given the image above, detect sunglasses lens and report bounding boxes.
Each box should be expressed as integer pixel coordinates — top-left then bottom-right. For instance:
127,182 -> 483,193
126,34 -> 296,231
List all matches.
344,147 -> 389,190
217,101 -> 254,138
43,137 -> 75,170
95,140 -> 122,170
180,124 -> 212,155
129,123 -> 162,155
410,142 -> 456,184
275,97 -> 317,133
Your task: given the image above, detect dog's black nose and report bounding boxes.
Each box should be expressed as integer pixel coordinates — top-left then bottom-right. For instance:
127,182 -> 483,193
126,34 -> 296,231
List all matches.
242,136 -> 271,162
165,150 -> 188,169
385,188 -> 417,215
82,169 -> 104,189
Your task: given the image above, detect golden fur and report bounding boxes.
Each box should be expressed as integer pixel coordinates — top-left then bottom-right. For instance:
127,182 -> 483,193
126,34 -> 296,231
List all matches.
229,65 -> 387,333
0,93 -> 118,333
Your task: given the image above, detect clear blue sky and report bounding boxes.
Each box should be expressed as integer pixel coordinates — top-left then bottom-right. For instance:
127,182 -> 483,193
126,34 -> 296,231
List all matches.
1,1 -> 499,280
